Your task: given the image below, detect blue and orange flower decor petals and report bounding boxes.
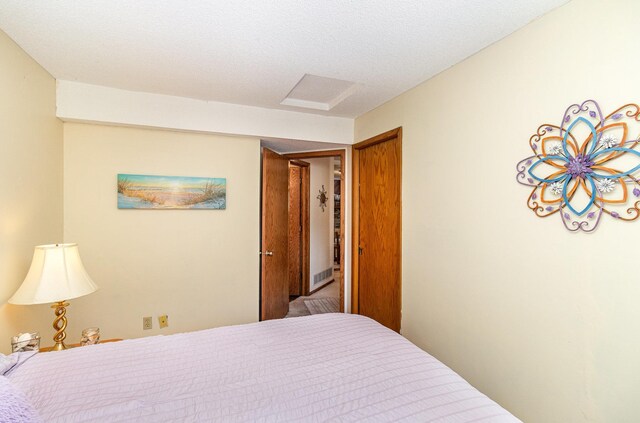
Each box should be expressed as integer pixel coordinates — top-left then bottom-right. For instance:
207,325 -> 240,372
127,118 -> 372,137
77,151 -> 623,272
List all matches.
516,100 -> 640,232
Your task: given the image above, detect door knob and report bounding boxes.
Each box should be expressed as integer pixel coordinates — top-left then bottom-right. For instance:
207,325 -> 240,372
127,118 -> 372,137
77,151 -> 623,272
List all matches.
265,251 -> 274,256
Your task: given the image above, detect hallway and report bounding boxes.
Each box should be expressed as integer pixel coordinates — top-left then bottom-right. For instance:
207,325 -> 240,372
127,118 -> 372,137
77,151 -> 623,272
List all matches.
286,271 -> 340,318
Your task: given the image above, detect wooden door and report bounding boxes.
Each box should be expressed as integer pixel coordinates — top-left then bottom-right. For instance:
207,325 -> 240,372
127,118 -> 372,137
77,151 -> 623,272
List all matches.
288,165 -> 302,296
353,128 -> 402,332
261,148 -> 289,320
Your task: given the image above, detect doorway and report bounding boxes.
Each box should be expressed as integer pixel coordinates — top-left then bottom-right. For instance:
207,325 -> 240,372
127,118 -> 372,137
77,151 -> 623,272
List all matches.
285,150 -> 345,315
260,146 -> 347,320
352,128 -> 402,332
285,153 -> 343,317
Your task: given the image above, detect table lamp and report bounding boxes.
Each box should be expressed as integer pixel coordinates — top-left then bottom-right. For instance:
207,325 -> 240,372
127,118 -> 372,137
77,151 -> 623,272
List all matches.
8,244 -> 98,351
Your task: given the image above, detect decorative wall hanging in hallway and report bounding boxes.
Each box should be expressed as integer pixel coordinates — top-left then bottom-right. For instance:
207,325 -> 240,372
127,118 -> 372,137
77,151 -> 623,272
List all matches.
516,100 -> 640,232
317,185 -> 328,212
117,174 -> 226,209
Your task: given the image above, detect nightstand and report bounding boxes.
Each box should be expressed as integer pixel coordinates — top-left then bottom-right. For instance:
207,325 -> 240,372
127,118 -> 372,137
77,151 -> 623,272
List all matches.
39,338 -> 122,352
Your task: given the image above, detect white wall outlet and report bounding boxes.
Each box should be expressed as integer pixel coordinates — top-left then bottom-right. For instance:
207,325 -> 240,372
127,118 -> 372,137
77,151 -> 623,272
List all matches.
143,316 -> 152,330
158,314 -> 168,329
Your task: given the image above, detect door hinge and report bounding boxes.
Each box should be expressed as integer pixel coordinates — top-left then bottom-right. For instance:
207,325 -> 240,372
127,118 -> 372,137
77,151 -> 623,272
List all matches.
359,247 -> 363,256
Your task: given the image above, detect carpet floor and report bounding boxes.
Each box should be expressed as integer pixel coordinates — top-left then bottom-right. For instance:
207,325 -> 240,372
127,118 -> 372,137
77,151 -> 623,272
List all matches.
285,275 -> 340,318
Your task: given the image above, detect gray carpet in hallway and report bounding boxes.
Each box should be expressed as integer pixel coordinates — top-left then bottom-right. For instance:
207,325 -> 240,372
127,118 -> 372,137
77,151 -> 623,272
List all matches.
304,297 -> 340,314
286,278 -> 340,318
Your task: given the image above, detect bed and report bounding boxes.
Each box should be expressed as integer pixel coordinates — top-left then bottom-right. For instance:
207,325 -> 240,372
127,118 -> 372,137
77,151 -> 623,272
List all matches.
3,314 -> 520,422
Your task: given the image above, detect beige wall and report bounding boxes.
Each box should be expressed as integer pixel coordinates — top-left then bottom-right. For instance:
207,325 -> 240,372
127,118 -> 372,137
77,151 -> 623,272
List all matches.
355,0 -> 640,421
0,30 -> 63,354
63,123 -> 260,343
307,158 -> 334,290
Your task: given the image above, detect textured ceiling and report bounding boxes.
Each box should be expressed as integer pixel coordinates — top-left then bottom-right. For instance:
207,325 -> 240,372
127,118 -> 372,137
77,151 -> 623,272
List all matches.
0,0 -> 568,118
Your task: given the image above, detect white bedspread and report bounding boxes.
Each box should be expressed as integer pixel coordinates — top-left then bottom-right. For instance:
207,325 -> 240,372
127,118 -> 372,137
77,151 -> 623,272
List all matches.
8,314 -> 520,422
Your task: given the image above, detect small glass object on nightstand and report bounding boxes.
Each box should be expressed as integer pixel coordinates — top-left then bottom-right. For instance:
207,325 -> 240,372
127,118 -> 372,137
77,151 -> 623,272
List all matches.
11,332 -> 40,353
80,327 -> 100,346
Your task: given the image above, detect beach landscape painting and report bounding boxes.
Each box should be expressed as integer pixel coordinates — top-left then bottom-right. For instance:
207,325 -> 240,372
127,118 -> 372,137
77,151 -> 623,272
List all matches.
117,174 -> 226,209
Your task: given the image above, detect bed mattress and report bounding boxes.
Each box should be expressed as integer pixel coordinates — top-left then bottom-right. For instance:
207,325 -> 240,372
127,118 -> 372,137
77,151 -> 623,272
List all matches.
7,314 -> 520,422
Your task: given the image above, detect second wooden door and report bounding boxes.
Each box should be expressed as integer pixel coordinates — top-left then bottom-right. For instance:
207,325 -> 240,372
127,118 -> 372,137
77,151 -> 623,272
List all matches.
354,128 -> 402,332
288,164 -> 302,296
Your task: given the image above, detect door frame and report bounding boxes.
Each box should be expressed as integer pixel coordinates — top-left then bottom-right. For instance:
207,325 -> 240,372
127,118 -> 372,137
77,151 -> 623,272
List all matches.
288,160 -> 310,296
351,128 -> 402,315
285,149 -> 346,312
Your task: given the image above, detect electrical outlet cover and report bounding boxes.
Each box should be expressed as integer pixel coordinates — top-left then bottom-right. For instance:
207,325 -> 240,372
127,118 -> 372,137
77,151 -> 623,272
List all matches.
143,316 -> 152,330
158,315 -> 168,329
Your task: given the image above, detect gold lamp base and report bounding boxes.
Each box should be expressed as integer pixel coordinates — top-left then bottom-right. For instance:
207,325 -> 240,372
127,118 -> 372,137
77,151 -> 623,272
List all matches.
51,301 -> 70,351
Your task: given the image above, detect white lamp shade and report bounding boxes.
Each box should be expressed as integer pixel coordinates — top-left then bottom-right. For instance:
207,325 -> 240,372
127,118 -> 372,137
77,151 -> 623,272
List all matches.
8,244 -> 98,305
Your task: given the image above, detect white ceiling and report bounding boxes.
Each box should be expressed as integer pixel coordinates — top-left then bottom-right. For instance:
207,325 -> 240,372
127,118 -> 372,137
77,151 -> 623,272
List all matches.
0,0 -> 568,118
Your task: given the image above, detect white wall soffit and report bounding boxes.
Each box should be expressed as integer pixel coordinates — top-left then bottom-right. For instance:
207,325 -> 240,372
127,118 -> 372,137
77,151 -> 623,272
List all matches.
56,81 -> 354,144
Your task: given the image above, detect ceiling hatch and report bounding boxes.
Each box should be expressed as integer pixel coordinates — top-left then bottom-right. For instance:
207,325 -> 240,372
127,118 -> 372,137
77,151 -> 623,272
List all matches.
281,74 -> 357,111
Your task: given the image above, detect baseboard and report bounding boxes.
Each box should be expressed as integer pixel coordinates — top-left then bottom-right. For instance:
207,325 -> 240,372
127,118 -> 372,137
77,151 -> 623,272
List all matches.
308,279 -> 334,296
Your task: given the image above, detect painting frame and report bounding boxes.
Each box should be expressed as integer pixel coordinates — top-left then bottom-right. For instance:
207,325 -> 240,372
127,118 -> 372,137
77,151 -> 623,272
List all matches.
117,174 -> 226,210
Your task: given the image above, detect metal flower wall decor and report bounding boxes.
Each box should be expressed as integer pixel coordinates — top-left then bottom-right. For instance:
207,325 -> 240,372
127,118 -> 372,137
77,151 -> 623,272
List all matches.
317,185 -> 328,212
516,100 -> 640,232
